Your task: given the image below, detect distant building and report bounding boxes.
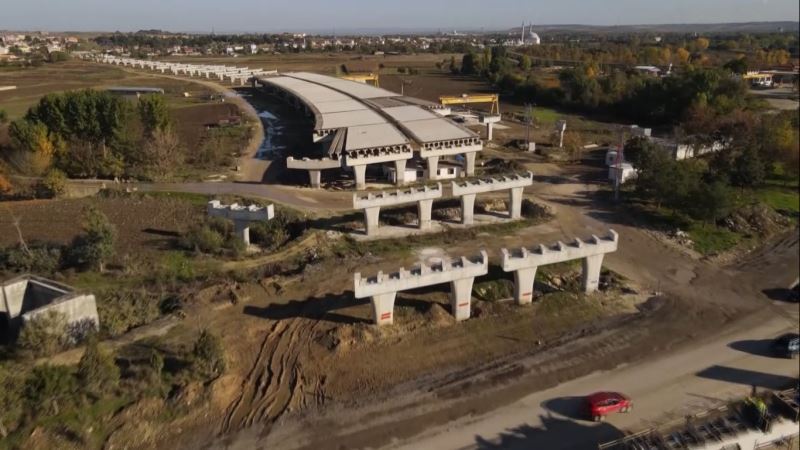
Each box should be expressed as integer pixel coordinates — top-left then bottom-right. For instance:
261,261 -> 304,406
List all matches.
633,66 -> 661,76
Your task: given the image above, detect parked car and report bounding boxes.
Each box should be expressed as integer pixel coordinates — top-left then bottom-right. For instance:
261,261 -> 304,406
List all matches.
586,391 -> 632,421
771,333 -> 800,359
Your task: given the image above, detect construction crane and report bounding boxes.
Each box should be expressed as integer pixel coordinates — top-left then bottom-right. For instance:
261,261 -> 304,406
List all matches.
439,93 -> 500,114
339,73 -> 380,87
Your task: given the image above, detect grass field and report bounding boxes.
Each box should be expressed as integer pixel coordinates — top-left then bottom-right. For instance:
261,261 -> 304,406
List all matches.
0,60 -> 218,119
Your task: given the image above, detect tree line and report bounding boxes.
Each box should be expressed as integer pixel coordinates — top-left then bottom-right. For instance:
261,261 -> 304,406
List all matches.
2,89 -> 181,183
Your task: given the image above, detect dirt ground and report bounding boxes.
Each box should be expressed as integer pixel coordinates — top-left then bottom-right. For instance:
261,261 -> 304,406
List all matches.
0,195 -> 200,261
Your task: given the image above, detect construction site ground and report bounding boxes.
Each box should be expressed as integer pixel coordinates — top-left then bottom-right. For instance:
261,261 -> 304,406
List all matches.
88,150 -> 797,450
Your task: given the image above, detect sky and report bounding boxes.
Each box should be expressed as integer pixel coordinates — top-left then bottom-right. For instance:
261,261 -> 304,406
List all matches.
0,0 -> 798,33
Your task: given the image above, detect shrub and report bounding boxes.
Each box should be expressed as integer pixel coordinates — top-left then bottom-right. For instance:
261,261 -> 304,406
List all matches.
0,109 -> 8,124
36,168 -> 67,198
24,364 -> 78,417
17,310 -> 69,358
66,206 -> 117,271
77,338 -> 120,396
192,329 -> 225,380
0,243 -> 63,273
180,224 -> 224,254
96,290 -> 160,338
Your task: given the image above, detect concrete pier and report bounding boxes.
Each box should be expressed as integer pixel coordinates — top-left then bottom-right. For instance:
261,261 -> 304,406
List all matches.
354,251 -> 489,325
451,172 -> 533,225
501,230 -> 619,304
286,156 -> 341,189
480,114 -> 501,141
207,200 -> 275,245
352,184 -> 442,235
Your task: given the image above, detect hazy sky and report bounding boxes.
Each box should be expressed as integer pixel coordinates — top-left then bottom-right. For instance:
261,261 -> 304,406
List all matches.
1,0 -> 798,32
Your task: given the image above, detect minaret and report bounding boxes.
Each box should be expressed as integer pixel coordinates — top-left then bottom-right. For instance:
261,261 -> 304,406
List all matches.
521,22 -> 525,43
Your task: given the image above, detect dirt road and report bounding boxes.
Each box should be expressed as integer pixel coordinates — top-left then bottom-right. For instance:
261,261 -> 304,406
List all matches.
390,306 -> 799,450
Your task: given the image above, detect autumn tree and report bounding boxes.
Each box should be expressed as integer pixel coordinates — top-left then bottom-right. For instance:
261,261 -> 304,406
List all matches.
68,205 -> 117,271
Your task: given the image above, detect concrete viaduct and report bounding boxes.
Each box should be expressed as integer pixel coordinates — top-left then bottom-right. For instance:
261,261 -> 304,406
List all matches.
354,230 -> 619,326
254,72 -> 483,190
91,55 -> 275,86
352,172 -> 533,236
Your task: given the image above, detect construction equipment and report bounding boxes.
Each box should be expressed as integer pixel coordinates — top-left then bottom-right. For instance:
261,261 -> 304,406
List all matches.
340,73 -> 380,87
439,93 -> 500,114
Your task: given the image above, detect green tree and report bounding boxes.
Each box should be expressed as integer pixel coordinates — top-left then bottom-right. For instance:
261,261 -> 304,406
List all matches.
519,54 -> 532,71
68,205 -> 117,271
461,52 -> 478,75
36,168 -> 67,198
730,146 -> 766,188
687,180 -> 733,224
192,329 -> 226,380
77,338 -> 120,396
138,94 -> 172,136
723,58 -> 748,75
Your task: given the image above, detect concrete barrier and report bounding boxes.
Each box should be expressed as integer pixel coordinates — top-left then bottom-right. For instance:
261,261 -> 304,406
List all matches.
354,251 -> 489,325
451,172 -> 533,224
501,230 -> 619,303
352,183 -> 442,235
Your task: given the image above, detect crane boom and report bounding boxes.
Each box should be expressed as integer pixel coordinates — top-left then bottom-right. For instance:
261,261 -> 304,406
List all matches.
439,94 -> 500,114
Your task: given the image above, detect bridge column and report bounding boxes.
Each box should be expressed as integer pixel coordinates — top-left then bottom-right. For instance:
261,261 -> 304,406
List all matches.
418,199 -> 434,230
353,164 -> 367,190
509,187 -> 524,219
582,254 -> 605,293
364,206 -> 381,236
308,170 -> 321,189
513,267 -> 537,305
426,156 -> 440,180
486,123 -> 494,140
450,277 -> 475,321
394,159 -> 407,185
233,221 -> 251,246
464,152 -> 477,177
460,193 -> 476,225
371,292 -> 397,326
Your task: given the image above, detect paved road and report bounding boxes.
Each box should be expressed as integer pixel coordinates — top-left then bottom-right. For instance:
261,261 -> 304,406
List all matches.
389,306 -> 800,450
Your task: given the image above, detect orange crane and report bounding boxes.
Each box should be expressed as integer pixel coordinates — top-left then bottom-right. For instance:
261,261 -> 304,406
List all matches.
340,73 -> 380,87
439,93 -> 500,114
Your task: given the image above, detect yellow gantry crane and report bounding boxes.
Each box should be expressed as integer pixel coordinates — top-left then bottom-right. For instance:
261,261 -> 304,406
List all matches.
439,93 -> 500,114
339,73 -> 380,87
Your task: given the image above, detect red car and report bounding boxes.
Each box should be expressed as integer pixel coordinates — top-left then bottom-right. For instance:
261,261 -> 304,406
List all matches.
586,391 -> 632,421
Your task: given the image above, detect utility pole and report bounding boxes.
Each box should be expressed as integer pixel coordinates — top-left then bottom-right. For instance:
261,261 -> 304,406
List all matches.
614,125 -> 625,202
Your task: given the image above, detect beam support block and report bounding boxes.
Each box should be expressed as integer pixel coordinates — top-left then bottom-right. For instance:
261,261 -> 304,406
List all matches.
509,187 -> 524,219
426,156 -> 440,180
394,159 -> 407,185
461,193 -> 476,225
418,199 -> 434,230
371,292 -> 397,326
308,169 -> 321,189
364,207 -> 381,236
465,152 -> 477,177
353,164 -> 367,190
513,267 -> 537,305
582,254 -> 605,293
450,277 -> 475,321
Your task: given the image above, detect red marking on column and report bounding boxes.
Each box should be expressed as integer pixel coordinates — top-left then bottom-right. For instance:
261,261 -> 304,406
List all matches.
380,312 -> 392,320
522,292 -> 532,297
458,302 -> 469,307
